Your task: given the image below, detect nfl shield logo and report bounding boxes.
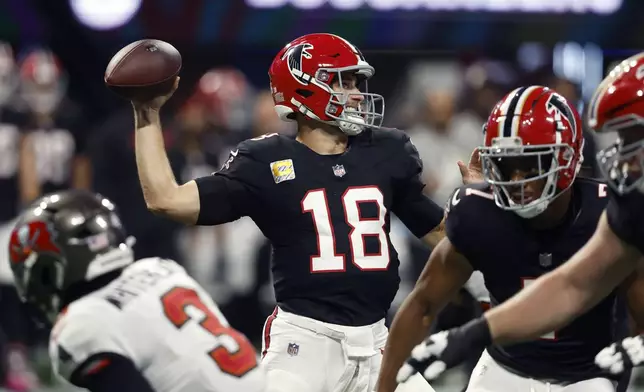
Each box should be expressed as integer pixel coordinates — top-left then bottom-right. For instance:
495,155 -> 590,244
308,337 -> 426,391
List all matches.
332,164 -> 346,178
287,343 -> 299,356
539,253 -> 552,268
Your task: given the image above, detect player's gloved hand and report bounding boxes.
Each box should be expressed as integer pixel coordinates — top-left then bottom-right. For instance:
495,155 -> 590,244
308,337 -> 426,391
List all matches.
397,317 -> 491,383
458,148 -> 483,185
595,335 -> 644,374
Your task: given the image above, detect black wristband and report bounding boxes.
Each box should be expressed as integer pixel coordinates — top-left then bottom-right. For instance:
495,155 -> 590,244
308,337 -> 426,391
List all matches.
438,316 -> 492,368
461,316 -> 492,348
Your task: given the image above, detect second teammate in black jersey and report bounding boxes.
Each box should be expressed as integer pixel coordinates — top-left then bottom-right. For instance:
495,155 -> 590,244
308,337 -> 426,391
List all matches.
382,86 -> 644,392
396,52 -> 644,389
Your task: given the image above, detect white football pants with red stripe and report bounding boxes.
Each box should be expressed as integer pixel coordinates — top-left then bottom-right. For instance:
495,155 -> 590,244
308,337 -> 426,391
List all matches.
261,307 -> 435,392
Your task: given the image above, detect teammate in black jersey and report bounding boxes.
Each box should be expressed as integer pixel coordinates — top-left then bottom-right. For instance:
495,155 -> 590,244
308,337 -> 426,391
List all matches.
385,85 -> 644,392
131,33 -> 444,392
397,53 -> 644,388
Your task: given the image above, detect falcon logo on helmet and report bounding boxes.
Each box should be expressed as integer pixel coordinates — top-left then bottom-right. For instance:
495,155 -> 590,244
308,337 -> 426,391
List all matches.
546,93 -> 577,138
283,43 -> 314,86
9,221 -> 61,265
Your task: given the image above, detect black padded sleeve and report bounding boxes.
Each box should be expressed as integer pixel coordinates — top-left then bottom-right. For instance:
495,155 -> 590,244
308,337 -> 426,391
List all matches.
391,135 -> 443,237
70,353 -> 154,392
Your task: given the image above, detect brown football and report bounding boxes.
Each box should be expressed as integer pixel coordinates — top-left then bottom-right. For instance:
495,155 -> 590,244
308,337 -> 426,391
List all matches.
104,39 -> 182,101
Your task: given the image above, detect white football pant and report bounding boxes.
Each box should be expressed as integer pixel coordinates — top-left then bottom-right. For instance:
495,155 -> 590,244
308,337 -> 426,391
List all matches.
466,350 -> 615,392
261,307 -> 435,392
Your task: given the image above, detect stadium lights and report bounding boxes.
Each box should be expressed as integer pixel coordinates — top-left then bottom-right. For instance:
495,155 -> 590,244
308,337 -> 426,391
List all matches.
246,0 -> 622,14
69,0 -> 142,31
552,42 -> 603,103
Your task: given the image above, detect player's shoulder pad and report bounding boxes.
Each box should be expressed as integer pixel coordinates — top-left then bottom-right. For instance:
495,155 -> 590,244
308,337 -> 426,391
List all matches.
369,127 -> 421,167
445,182 -> 496,217
50,298 -> 129,382
218,133 -> 291,173
575,177 -> 610,201
368,127 -> 410,147
236,133 -> 291,161
444,183 -> 496,256
126,257 -> 186,277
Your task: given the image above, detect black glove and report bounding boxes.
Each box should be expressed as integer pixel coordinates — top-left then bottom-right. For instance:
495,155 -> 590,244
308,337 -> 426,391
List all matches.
397,317 -> 492,383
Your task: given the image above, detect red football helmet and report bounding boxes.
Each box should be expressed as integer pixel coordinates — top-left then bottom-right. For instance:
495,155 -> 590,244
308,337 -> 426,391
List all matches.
268,33 -> 384,136
18,48 -> 67,114
589,52 -> 644,195
180,67 -> 251,132
480,85 -> 584,218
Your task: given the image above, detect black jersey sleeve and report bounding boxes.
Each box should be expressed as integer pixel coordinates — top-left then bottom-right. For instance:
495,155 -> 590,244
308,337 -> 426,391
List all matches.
444,184 -> 492,269
605,191 -> 640,248
391,135 -> 443,237
194,144 -> 262,225
70,353 -> 154,392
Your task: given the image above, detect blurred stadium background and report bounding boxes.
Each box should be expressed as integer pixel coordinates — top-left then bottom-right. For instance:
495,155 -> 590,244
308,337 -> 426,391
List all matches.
0,0 -> 641,390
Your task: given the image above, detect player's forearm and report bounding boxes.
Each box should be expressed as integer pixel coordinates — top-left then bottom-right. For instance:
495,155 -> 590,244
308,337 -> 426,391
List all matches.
486,258 -> 630,345
377,292 -> 434,392
485,270 -> 586,345
18,134 -> 40,203
72,156 -> 92,190
422,218 -> 445,248
488,215 -> 636,346
133,106 -> 179,211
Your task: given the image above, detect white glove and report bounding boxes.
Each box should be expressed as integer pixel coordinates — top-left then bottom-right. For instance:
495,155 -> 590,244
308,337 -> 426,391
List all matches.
397,318 -> 491,384
595,335 -> 644,374
397,331 -> 450,383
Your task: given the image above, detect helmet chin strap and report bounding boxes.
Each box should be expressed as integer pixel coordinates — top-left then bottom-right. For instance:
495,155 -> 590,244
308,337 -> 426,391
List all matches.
336,114 -> 366,135
497,167 -> 560,219
509,178 -> 571,220
511,199 -> 550,219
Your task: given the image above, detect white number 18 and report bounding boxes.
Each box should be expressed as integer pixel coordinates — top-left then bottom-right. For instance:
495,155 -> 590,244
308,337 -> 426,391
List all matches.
301,186 -> 390,273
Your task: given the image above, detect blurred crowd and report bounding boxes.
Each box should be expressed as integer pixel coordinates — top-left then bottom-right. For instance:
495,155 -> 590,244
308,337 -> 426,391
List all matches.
0,41 -> 616,392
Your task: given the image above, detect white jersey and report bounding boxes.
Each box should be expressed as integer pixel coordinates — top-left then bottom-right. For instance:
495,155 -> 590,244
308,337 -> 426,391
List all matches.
49,257 -> 265,392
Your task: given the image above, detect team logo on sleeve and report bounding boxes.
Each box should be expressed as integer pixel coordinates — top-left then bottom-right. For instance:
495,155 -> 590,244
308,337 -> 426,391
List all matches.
219,149 -> 239,172
270,159 -> 296,184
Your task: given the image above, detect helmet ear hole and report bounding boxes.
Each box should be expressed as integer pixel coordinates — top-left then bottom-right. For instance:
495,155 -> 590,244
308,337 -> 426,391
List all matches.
296,89 -> 313,98
39,262 -> 56,287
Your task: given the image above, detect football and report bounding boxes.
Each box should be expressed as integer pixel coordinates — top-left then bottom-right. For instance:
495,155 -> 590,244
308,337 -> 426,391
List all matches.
104,39 -> 182,101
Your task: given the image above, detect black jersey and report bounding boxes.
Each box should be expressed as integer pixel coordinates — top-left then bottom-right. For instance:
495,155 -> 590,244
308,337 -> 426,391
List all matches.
446,179 -> 617,382
194,129 -> 443,326
606,187 -> 644,255
0,107 -> 28,222
21,102 -> 88,195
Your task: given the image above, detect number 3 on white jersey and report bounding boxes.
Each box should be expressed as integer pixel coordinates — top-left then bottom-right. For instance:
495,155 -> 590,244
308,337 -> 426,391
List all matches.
302,186 -> 390,273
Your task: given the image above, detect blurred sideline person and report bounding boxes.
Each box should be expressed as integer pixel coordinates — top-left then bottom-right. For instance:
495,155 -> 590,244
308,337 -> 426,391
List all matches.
8,190 -> 265,392
0,42 -> 39,392
17,48 -> 91,202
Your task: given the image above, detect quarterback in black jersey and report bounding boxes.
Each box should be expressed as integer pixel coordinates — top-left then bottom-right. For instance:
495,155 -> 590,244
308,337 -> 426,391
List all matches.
397,53 -> 644,387
386,85 -> 644,392
131,33 -> 442,392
